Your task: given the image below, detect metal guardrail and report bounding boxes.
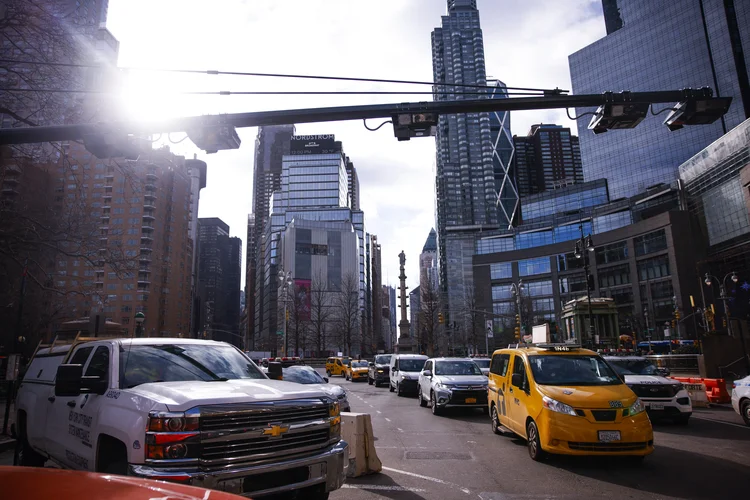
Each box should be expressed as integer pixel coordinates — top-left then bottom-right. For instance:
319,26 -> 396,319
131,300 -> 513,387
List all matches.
645,354 -> 703,376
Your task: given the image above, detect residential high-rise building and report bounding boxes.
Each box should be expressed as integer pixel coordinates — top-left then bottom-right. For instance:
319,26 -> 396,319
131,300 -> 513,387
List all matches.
514,124 -> 584,199
432,0 -> 514,327
255,134 -> 368,352
249,125 -> 294,351
569,0 -> 750,200
197,218 -> 242,347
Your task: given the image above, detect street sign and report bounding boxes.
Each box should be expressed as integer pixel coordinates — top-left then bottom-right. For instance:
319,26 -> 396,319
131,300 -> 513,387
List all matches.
485,320 -> 493,338
664,328 -> 671,338
276,330 -> 283,336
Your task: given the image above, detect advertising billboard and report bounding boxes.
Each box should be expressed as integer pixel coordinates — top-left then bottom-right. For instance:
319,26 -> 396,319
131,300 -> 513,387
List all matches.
295,278 -> 312,321
289,134 -> 340,155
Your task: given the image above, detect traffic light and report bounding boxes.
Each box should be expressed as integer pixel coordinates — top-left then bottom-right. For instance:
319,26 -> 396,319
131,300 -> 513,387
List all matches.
671,320 -> 676,329
515,314 -> 520,325
438,313 -> 444,324
723,317 -> 727,328
514,326 -> 520,339
675,310 -> 681,321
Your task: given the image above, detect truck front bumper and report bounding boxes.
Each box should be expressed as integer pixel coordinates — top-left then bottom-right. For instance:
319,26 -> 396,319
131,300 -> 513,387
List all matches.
130,440 -> 349,497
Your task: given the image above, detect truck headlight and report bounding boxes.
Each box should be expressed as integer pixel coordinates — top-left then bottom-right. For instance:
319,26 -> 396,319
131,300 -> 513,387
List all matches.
329,401 -> 340,417
628,398 -> 646,416
146,411 -> 200,461
542,396 -> 577,416
377,370 -> 384,373
147,411 -> 199,432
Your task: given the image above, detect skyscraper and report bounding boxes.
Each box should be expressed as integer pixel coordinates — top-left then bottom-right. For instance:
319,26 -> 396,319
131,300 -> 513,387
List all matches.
432,0 -> 511,325
197,218 -> 242,347
569,0 -> 750,200
514,124 -> 584,199
419,228 -> 439,292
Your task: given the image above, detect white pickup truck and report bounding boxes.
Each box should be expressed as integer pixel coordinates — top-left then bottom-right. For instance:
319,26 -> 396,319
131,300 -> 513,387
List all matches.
13,337 -> 348,499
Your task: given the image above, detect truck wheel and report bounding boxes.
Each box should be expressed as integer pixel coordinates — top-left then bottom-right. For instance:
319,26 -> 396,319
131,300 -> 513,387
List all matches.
527,420 -> 547,462
741,400 -> 750,426
104,459 -> 129,475
389,382 -> 395,392
13,431 -> 45,467
397,383 -> 403,397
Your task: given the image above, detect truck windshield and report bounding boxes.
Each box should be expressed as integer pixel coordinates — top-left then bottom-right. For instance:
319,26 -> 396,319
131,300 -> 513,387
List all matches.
607,358 -> 659,376
435,360 -> 482,376
119,344 -> 265,388
528,355 -> 622,386
374,355 -> 391,365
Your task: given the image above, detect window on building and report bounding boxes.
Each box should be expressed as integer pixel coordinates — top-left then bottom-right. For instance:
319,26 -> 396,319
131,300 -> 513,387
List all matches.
595,241 -> 628,265
598,264 -> 631,288
633,229 -> 667,257
557,252 -> 585,272
492,285 -> 513,300
490,262 -> 512,280
526,280 -> 553,297
559,274 -> 588,294
518,257 -> 551,276
637,255 -> 670,281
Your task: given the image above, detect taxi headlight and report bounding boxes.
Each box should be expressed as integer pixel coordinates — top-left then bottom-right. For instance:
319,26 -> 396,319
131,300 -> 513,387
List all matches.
628,398 -> 646,416
542,396 -> 577,416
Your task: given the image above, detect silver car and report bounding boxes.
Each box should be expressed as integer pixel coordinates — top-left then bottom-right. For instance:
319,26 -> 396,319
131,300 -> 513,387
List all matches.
417,358 -> 488,415
282,365 -> 351,412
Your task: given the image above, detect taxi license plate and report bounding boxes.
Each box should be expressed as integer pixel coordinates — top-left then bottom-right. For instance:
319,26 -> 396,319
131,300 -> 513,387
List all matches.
465,397 -> 477,404
648,403 -> 665,410
598,431 -> 621,442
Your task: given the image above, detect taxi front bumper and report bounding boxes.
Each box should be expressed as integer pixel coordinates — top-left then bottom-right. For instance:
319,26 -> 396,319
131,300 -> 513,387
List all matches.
537,410 -> 654,456
130,440 -> 348,497
350,371 -> 368,381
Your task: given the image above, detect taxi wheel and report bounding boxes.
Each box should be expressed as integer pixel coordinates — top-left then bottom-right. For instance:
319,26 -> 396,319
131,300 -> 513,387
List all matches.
741,400 -> 750,426
526,420 -> 546,462
326,370 -> 331,377
491,405 -> 502,435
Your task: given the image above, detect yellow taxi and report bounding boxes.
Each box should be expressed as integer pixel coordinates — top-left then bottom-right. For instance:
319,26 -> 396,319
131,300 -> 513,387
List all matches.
346,360 -> 370,382
326,357 -> 350,377
487,343 -> 653,461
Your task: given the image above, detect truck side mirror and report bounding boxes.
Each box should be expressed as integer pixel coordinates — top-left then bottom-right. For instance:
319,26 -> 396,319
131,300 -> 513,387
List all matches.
422,370 -> 432,378
324,377 -> 329,383
55,364 -> 83,397
267,362 -> 283,380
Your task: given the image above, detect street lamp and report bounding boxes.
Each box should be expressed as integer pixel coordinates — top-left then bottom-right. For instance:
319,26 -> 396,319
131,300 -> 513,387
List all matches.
704,271 -> 749,372
278,268 -> 293,357
134,311 -> 145,338
574,226 -> 596,348
511,280 -> 524,342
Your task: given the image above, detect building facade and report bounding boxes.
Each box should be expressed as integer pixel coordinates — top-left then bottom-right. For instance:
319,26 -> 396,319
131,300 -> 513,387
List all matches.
569,0 -> 750,200
197,218 -> 242,347
431,1 -> 517,331
514,124 -> 584,198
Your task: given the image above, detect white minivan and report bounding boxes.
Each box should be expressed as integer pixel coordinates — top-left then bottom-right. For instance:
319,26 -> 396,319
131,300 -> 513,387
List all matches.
389,354 -> 428,396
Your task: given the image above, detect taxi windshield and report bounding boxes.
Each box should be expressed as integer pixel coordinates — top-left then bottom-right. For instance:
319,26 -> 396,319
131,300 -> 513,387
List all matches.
607,358 -> 659,376
435,360 -> 483,376
351,361 -> 368,368
529,355 -> 622,386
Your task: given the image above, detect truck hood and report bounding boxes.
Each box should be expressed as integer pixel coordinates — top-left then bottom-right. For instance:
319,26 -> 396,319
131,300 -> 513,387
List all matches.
539,384 -> 636,409
127,379 -> 332,411
622,375 -> 678,385
436,375 -> 488,386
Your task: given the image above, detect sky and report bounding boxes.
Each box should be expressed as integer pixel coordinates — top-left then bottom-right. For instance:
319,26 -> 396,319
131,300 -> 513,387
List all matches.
105,0 -> 607,292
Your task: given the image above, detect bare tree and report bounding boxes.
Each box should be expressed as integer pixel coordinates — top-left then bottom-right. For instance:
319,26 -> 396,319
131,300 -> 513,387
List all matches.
460,288 -> 483,356
309,272 -> 333,357
334,273 -> 360,356
419,270 -> 441,356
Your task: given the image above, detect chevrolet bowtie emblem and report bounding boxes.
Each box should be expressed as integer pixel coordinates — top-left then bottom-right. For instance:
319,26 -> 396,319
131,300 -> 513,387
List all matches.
262,424 -> 289,438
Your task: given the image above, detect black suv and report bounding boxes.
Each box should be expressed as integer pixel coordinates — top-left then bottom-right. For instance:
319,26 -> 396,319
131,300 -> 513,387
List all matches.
368,354 -> 392,387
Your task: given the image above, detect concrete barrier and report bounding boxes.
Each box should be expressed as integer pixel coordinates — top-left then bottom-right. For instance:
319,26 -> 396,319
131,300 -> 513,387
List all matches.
340,412 -> 382,477
684,382 -> 709,408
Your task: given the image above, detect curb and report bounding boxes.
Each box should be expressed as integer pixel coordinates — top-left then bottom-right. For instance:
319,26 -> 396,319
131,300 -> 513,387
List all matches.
0,438 -> 16,453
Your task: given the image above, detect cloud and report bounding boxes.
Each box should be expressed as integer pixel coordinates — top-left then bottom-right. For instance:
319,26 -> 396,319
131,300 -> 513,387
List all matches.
106,0 -> 606,291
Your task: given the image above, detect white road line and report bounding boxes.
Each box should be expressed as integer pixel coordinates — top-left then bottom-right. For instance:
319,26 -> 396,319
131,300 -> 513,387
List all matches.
342,484 -> 427,492
384,417 -> 391,422
382,466 -> 471,494
691,415 -> 750,429
376,410 -> 382,414
397,428 -> 404,432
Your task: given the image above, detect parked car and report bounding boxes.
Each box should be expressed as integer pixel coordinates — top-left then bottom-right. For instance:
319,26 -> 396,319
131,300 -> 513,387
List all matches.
368,354 -> 392,387
418,358 -> 488,415
14,337 -> 348,499
487,344 -> 653,461
389,354 -> 428,396
345,360 -> 369,382
731,374 -> 750,426
603,354 -> 692,424
282,365 -> 350,412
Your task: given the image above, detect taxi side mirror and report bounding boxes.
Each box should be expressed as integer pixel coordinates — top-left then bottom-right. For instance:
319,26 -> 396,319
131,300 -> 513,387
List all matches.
511,373 -> 523,388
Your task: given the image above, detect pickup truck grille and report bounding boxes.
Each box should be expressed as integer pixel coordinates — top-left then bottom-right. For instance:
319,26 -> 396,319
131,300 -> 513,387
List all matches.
202,428 -> 330,460
196,399 -> 334,465
200,406 -> 329,431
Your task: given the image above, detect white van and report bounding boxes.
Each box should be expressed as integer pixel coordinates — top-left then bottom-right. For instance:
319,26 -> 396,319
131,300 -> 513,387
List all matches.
389,354 -> 428,396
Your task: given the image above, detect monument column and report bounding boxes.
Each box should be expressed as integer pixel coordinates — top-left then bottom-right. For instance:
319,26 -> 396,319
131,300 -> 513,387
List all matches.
396,250 -> 413,353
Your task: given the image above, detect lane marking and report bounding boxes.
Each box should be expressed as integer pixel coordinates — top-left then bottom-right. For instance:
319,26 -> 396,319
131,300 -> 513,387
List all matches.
691,415 -> 750,429
382,466 -> 471,494
397,428 -> 404,433
385,418 -> 391,422
343,484 -> 427,492
376,410 -> 382,414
